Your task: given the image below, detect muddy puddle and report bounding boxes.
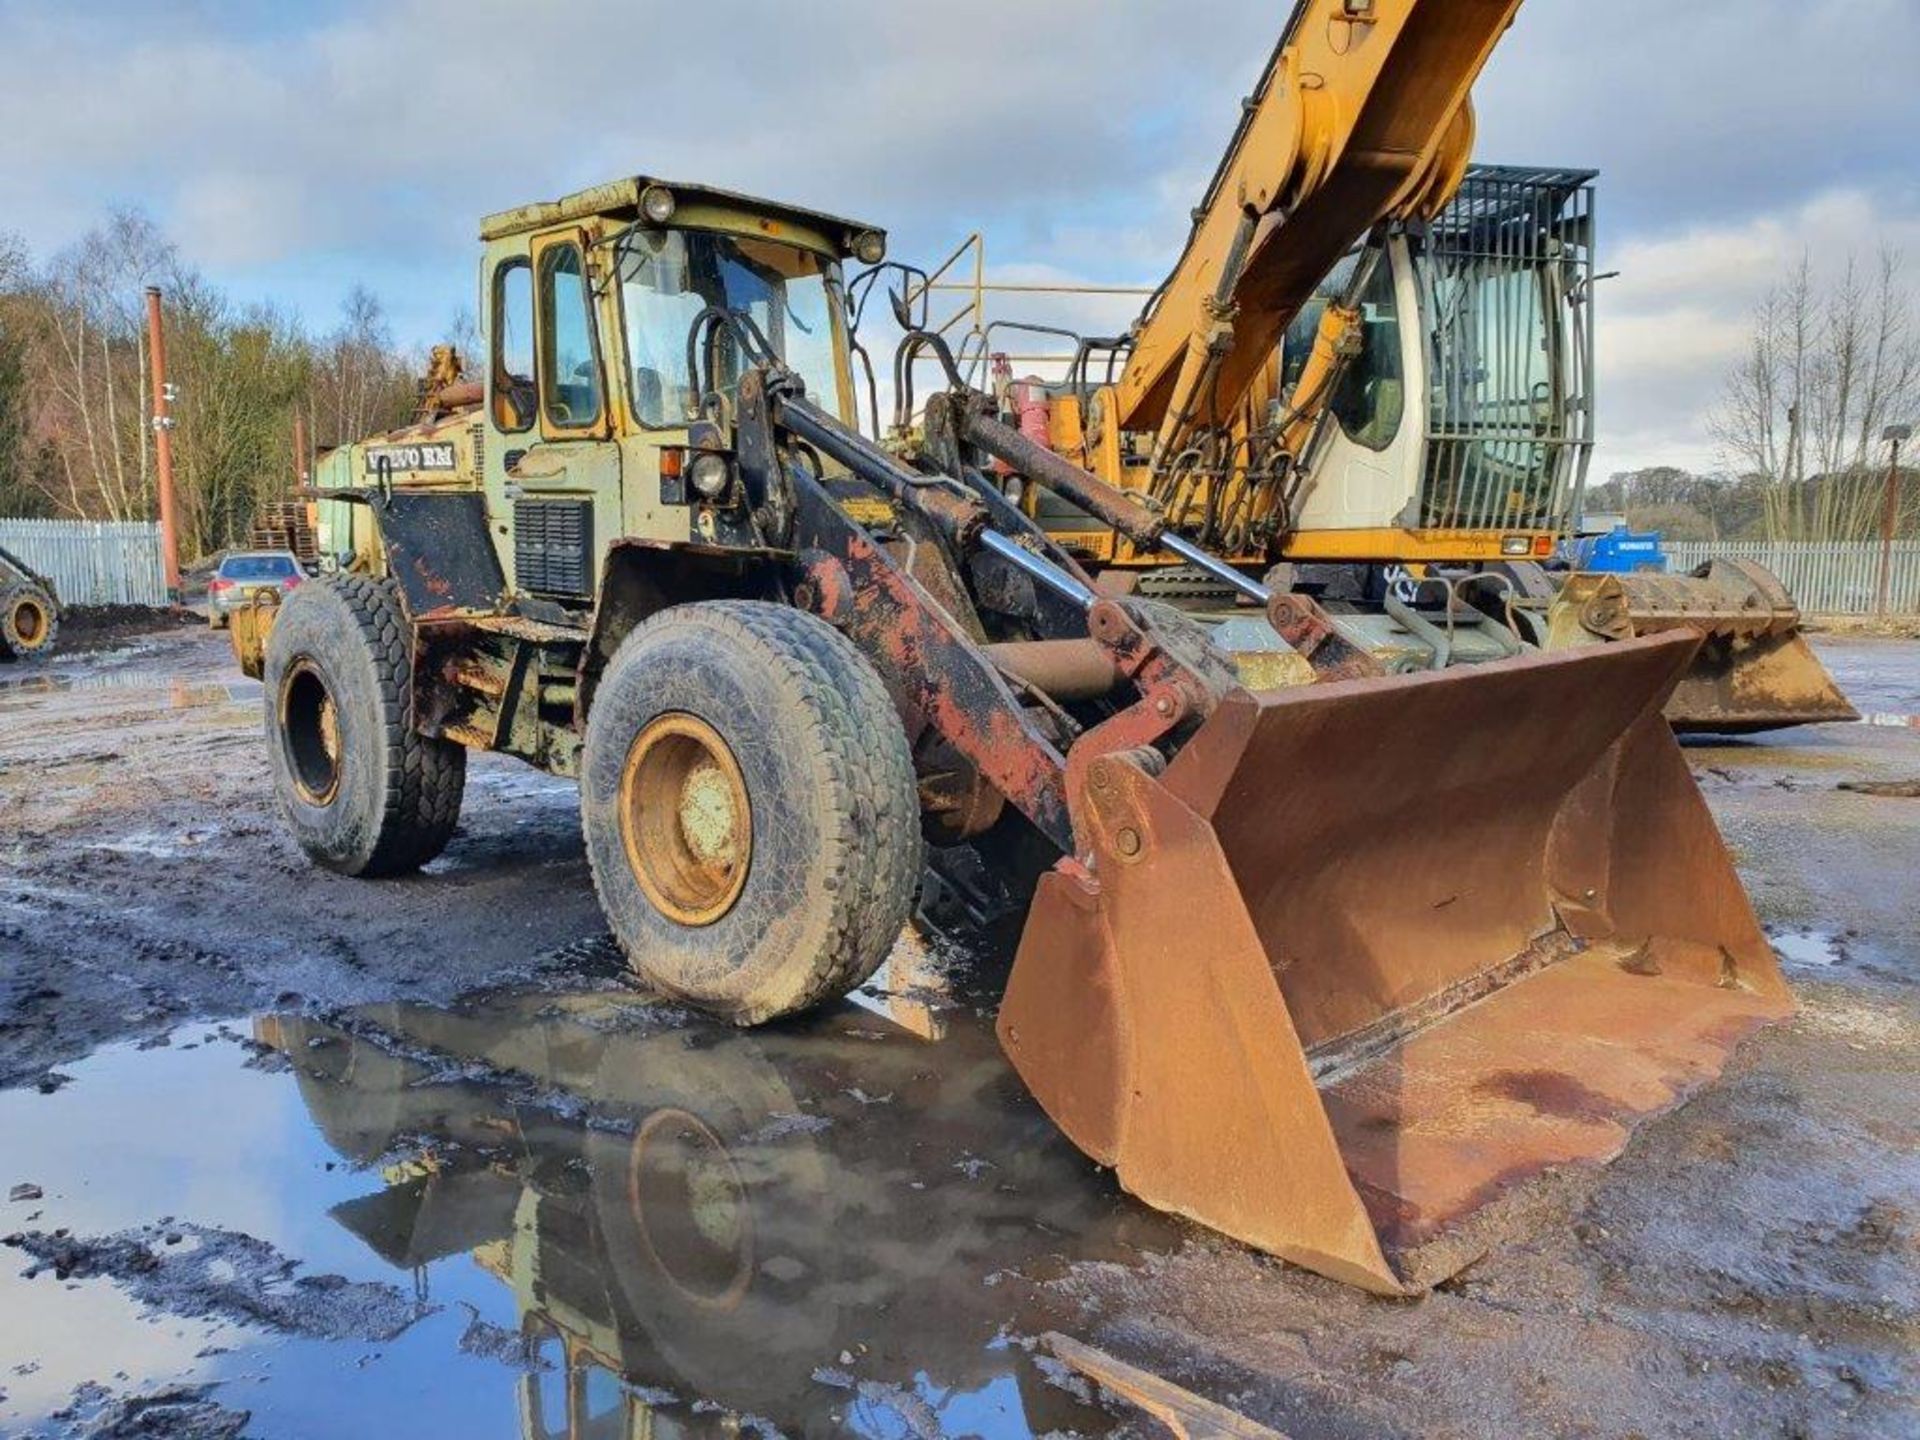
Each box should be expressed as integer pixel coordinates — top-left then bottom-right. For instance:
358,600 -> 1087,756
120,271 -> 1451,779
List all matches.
1810,635 -> 1920,720
0,671 -> 260,712
0,949 -> 1186,1438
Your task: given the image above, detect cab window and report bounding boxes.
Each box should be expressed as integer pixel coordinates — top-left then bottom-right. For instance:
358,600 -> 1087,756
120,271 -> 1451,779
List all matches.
538,243 -> 602,429
492,258 -> 535,433
1279,251 -> 1404,453
1330,258 -> 1404,451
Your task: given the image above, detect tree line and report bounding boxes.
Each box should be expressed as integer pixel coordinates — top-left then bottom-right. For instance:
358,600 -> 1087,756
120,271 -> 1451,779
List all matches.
1,209 -> 1913,557
0,210 -> 429,560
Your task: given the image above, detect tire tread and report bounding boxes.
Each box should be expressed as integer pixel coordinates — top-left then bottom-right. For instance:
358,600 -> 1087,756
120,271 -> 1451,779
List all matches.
585,600 -> 921,1021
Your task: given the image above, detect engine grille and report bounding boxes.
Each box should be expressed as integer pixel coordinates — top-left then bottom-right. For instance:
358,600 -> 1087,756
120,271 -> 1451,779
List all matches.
515,499 -> 593,598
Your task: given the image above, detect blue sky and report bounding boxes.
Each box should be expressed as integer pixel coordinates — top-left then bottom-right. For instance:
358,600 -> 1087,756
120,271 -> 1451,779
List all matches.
2,0 -> 1915,476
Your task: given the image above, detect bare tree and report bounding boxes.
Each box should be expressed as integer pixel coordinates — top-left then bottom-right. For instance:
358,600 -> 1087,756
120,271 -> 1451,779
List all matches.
312,287 -> 416,449
1,210 -> 424,548
15,209 -> 184,522
443,306 -> 482,380
1714,248 -> 1920,541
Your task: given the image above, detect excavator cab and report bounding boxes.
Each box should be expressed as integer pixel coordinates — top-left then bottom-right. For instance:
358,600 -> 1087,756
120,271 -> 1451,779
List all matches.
1275,167 -> 1853,729
1278,168 -> 1595,549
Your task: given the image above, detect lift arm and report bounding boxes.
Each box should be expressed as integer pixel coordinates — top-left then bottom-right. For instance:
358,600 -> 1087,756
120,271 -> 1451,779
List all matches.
1114,0 -> 1524,466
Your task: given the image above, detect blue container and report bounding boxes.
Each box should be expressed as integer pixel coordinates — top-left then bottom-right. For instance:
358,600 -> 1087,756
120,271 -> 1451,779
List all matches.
1569,525 -> 1668,574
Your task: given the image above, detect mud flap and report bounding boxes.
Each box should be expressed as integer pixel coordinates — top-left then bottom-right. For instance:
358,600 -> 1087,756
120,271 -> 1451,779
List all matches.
998,632 -> 1793,1293
361,490 -> 506,621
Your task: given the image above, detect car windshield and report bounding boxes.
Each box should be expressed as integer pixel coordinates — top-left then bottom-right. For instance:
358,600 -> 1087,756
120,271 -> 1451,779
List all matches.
221,555 -> 296,580
616,228 -> 845,426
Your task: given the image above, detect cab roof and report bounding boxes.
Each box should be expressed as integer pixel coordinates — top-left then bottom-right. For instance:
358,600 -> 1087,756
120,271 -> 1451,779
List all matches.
479,175 -> 884,256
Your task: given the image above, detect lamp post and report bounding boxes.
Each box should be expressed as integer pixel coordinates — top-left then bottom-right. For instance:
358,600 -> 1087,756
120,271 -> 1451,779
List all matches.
1880,424 -> 1912,618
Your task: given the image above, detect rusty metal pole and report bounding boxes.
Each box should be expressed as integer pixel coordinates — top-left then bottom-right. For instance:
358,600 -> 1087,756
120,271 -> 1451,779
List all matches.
1879,425 -> 1911,618
144,286 -> 182,601
292,410 -> 310,489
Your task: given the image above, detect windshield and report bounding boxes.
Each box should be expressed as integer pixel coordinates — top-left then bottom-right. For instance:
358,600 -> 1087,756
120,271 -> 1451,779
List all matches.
1280,250 -> 1404,453
616,229 -> 845,426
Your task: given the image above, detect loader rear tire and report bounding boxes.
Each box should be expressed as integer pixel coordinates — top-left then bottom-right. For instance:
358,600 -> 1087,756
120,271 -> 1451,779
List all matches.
263,574 -> 466,877
0,583 -> 59,660
581,600 -> 921,1025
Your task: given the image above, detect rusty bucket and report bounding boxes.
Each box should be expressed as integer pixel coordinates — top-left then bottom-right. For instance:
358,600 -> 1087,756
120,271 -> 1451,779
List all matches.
1549,559 -> 1857,733
998,631 -> 1792,1293
229,588 -> 282,681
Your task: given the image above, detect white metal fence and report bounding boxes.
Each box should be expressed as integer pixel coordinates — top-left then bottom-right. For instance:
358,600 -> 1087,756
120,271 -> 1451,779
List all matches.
0,519 -> 168,607
1,519 -> 1911,618
1665,541 -> 1920,617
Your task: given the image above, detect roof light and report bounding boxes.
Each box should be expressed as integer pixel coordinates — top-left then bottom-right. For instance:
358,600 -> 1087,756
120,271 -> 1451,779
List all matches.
851,230 -> 887,266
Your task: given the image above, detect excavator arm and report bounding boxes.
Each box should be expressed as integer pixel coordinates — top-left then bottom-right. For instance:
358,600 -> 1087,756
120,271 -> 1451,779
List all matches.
1115,0 -> 1523,467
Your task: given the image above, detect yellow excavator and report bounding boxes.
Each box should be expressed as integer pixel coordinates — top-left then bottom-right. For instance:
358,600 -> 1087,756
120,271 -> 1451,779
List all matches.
984,37 -> 1852,732
892,0 -> 1794,1289
274,0 -> 1792,1296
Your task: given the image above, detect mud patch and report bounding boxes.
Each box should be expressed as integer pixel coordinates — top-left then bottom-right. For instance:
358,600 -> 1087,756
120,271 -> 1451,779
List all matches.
8,1224 -> 430,1343
1840,777 -> 1920,797
2,590 -> 1916,1439
30,1381 -> 249,1440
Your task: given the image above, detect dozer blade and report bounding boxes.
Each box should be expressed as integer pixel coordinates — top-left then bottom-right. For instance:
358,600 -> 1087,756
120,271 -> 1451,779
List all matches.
998,631 -> 1792,1294
1549,560 -> 1858,734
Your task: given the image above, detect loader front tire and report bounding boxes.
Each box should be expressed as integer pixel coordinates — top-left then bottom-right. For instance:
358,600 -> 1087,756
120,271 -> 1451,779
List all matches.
581,601 -> 921,1025
0,583 -> 59,660
263,574 -> 465,877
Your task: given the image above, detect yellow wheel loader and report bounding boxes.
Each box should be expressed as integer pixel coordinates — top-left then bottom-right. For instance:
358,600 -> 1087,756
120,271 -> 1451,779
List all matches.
267,0 -> 1793,1294
0,542 -> 61,662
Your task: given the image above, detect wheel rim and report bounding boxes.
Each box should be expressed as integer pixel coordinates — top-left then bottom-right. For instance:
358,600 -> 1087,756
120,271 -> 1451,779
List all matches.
620,714 -> 752,927
281,660 -> 342,806
12,597 -> 48,650
626,1108 -> 754,1311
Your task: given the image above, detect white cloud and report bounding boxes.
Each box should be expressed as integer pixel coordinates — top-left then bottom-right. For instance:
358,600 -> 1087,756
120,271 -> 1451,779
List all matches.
1596,188 -> 1920,477
0,0 -> 1915,478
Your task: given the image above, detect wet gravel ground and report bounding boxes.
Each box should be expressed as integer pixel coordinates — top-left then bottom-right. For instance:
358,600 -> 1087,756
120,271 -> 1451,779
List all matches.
0,628 -> 1916,1438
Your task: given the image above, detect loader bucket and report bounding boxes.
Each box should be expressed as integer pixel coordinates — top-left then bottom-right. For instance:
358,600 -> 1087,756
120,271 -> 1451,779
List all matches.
1548,560 -> 1857,733
228,589 -> 281,681
998,631 -> 1793,1294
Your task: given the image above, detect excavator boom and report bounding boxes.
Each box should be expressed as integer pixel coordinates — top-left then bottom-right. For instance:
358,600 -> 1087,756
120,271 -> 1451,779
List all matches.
1117,0 -> 1521,461
904,1 -> 1802,1287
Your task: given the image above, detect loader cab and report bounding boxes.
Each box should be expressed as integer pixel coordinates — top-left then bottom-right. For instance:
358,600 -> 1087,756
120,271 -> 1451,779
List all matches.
476,178 -> 881,607
1284,166 -> 1597,548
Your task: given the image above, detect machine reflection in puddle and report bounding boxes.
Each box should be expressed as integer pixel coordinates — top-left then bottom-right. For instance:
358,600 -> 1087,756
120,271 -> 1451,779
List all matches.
1,949 -> 1198,1438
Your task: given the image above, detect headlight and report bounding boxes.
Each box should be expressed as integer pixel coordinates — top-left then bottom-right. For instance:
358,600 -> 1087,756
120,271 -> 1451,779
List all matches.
1500,535 -> 1532,557
689,451 -> 732,499
851,230 -> 887,266
641,185 -> 677,225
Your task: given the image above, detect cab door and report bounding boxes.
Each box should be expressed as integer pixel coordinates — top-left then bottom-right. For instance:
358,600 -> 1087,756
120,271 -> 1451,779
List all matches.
502,229 -> 623,608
